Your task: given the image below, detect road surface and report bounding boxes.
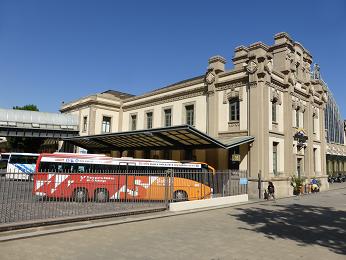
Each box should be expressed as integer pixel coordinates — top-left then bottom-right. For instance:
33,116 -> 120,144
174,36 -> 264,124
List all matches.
0,185 -> 345,260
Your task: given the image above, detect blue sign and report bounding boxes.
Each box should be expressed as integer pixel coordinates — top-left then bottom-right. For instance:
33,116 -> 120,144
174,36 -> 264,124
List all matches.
239,178 -> 248,185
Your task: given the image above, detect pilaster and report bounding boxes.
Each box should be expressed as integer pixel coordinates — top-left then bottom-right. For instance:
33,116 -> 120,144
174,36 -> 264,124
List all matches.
205,55 -> 226,137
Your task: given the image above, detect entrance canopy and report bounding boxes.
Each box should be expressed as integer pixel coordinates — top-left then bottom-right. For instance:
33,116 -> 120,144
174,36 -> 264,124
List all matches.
64,125 -> 254,152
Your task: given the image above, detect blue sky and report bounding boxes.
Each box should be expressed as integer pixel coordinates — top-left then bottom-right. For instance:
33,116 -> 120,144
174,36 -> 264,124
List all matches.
0,0 -> 345,116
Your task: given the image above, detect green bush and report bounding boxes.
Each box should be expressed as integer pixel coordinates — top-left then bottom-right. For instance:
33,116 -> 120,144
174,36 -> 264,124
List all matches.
290,175 -> 306,195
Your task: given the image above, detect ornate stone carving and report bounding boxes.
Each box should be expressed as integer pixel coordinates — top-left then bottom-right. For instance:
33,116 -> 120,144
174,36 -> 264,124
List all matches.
322,92 -> 328,103
228,121 -> 240,127
223,87 -> 243,104
270,88 -> 282,105
217,80 -> 247,91
205,71 -> 216,84
246,60 -> 258,74
292,99 -> 304,111
313,64 -> 321,80
265,59 -> 273,74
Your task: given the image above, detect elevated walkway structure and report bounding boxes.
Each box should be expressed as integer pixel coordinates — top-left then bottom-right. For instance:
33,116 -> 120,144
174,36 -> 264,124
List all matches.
0,108 -> 79,138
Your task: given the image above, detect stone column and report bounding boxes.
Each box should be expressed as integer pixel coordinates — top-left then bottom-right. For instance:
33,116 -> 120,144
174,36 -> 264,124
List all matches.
247,42 -> 271,180
88,106 -> 97,135
205,55 -> 226,138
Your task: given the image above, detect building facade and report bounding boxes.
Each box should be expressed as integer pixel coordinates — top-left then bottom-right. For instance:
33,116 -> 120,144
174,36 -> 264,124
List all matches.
324,86 -> 346,175
61,33 -> 330,197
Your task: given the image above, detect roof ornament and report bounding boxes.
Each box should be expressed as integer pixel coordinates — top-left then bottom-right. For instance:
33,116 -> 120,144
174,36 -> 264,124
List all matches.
313,63 -> 320,80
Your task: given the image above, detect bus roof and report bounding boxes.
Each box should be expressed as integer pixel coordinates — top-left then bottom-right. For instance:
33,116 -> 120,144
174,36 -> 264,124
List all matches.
1,153 -> 39,156
53,152 -> 107,156
39,153 -> 202,169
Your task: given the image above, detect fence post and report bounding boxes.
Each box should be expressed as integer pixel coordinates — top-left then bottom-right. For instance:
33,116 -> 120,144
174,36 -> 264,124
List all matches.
164,169 -> 172,209
258,171 -> 262,199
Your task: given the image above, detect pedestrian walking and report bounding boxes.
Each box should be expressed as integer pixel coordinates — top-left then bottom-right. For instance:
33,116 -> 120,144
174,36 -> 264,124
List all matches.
267,181 -> 276,200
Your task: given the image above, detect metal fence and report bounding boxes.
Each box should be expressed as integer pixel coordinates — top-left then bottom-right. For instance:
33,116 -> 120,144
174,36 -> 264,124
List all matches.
0,169 -> 247,227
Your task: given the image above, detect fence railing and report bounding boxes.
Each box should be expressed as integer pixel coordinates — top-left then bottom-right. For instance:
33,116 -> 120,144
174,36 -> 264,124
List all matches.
0,169 -> 247,226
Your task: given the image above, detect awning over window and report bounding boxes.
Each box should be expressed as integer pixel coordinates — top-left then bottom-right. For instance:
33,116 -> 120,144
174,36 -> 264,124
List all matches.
64,125 -> 254,151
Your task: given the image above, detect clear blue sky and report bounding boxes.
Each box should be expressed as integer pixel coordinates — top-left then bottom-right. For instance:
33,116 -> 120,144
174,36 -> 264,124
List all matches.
0,0 -> 345,116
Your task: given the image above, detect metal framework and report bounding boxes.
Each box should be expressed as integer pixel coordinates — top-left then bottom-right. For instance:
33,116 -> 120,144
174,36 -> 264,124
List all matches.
64,125 -> 254,152
0,108 -> 79,139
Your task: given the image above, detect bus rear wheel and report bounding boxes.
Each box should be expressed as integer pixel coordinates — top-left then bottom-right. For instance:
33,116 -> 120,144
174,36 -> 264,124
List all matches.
73,188 -> 88,202
94,189 -> 109,203
173,190 -> 188,202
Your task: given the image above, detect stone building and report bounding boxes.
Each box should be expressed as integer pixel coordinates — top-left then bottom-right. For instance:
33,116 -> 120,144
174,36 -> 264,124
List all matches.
61,32 -> 330,197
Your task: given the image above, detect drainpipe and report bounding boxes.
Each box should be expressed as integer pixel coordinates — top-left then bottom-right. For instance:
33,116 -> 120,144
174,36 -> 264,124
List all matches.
247,82 -> 251,178
206,87 -> 209,135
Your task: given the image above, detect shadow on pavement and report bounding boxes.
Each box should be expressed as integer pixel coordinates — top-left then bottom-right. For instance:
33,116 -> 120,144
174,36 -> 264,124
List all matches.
230,203 -> 346,255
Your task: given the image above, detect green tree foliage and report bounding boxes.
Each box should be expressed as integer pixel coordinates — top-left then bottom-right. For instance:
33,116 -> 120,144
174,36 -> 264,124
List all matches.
13,104 -> 39,111
7,104 -> 43,152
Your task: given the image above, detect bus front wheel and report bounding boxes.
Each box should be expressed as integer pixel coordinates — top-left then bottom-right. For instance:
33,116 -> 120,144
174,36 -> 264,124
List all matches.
173,190 -> 188,202
73,188 -> 88,202
94,189 -> 109,203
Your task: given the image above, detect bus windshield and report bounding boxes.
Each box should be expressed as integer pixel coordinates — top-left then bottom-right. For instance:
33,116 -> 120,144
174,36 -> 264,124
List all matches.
10,155 -> 38,164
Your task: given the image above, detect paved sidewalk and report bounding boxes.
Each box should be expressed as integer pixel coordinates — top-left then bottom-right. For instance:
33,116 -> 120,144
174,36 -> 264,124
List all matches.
0,187 -> 345,260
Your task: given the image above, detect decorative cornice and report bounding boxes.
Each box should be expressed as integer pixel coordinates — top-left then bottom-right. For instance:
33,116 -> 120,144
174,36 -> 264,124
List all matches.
216,79 -> 247,91
248,41 -> 269,51
60,98 -> 121,113
293,87 -> 310,99
208,55 -> 226,64
291,92 -> 309,102
271,70 -> 285,80
265,82 -> 286,92
122,87 -> 205,112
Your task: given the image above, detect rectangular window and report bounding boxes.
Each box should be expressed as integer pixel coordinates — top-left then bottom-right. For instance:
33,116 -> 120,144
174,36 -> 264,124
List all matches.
272,102 -> 277,123
296,110 -> 299,127
229,98 -> 240,121
313,117 -> 316,134
273,142 -> 278,175
146,112 -> 153,129
185,105 -> 194,126
83,116 -> 88,132
101,116 -> 111,133
131,114 -> 137,130
164,108 -> 172,127
313,148 -> 317,172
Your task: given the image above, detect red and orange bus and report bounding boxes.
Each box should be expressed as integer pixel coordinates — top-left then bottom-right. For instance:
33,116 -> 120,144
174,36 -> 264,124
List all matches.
33,153 -> 215,202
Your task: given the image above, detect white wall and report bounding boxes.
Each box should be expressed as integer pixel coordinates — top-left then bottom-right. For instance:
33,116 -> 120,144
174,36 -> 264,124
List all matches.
122,96 -> 207,132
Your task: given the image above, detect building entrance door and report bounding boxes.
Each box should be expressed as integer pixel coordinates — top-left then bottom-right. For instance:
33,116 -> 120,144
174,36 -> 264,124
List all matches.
297,158 -> 302,178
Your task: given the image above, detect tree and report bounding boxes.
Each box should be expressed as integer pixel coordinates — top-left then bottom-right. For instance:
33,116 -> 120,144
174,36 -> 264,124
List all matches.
7,104 -> 44,152
13,104 -> 39,111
